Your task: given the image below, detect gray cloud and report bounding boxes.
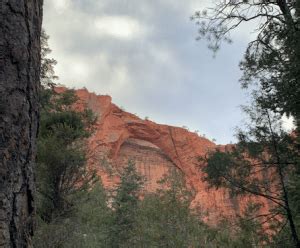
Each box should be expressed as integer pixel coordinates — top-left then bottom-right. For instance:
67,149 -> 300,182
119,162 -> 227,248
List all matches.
43,0 -> 252,144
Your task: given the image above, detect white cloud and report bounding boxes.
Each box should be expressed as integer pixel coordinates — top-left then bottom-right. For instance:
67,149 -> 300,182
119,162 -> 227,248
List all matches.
111,65 -> 130,87
151,46 -> 173,64
71,61 -> 91,79
54,56 -> 93,88
94,16 -> 145,40
52,0 -> 71,13
188,0 -> 211,14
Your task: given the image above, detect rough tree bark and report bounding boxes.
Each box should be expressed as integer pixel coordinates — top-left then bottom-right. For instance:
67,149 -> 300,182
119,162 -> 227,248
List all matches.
0,1 -> 43,247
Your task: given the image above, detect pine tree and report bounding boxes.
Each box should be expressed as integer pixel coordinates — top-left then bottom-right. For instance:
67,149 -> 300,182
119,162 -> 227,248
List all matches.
134,170 -> 215,247
36,89 -> 97,222
108,161 -> 143,247
0,1 -> 43,246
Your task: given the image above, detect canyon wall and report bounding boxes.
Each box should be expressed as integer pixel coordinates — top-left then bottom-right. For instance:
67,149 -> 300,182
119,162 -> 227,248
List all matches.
57,87 -> 271,223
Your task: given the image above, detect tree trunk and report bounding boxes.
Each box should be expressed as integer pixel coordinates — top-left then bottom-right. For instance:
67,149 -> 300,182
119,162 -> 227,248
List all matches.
0,1 -> 43,247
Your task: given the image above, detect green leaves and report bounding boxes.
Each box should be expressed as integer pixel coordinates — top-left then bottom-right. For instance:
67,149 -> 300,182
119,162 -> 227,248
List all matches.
36,88 -> 97,223
108,161 -> 143,247
40,29 -> 58,88
134,170 -> 208,248
203,150 -> 233,188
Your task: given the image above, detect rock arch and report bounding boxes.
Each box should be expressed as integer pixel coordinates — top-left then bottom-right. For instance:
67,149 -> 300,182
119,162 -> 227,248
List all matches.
66,88 -> 270,223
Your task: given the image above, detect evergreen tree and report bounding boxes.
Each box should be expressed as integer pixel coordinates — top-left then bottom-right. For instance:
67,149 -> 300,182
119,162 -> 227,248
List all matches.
202,102 -> 299,246
108,160 -> 143,247
134,170 -> 218,247
70,182 -> 112,247
36,30 -> 97,223
0,1 -> 43,246
36,89 -> 97,222
40,29 -> 58,88
33,182 -> 111,248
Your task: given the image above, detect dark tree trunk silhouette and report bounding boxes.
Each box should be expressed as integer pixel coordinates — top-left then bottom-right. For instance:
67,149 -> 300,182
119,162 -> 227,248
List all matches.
0,1 -> 43,247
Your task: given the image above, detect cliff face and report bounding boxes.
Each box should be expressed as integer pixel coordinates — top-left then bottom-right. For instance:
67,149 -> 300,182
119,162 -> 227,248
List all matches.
57,87 -> 270,223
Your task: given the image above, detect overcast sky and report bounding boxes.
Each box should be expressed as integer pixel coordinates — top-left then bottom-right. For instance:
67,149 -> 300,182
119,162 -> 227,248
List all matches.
43,0 -> 255,144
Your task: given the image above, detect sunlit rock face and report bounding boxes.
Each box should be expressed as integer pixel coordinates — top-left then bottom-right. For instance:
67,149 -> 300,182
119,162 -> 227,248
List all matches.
116,138 -> 175,191
56,87 -> 271,224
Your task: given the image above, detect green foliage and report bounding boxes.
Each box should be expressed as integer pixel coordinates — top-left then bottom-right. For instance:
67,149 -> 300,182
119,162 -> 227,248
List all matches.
234,203 -> 270,247
34,155 -> 272,247
203,150 -> 235,189
193,1 -> 300,245
108,160 -> 143,247
33,216 -> 77,248
40,29 -> 58,88
133,170 -> 210,247
36,88 -> 97,222
33,182 -> 112,248
71,182 -> 112,247
202,104 -> 300,245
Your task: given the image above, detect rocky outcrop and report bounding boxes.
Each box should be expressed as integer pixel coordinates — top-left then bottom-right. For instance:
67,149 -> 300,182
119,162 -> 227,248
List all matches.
56,87 -> 271,223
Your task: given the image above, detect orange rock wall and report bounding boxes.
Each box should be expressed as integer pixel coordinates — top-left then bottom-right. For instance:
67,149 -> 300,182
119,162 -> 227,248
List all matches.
116,138 -> 176,191
56,87 -> 271,223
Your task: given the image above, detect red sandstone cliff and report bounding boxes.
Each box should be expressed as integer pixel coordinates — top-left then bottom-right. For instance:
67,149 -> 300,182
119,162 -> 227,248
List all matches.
56,87 -> 271,223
